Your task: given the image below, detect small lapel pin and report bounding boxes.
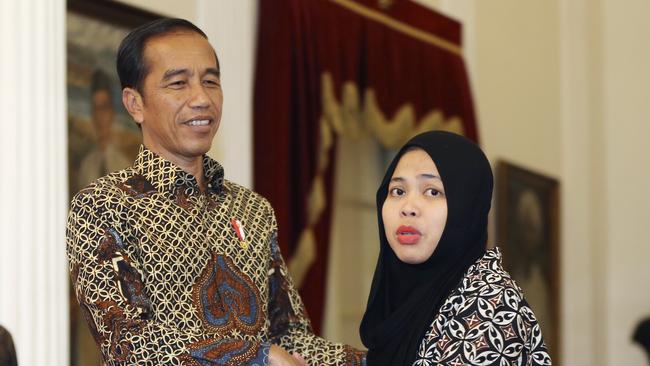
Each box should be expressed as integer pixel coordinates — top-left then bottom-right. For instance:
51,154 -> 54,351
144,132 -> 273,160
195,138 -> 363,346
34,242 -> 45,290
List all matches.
230,218 -> 249,250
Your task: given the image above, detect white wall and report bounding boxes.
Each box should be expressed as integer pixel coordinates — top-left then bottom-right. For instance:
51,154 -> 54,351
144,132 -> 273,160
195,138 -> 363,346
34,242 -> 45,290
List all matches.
559,0 -> 602,364
601,0 -> 650,363
115,0 -> 197,22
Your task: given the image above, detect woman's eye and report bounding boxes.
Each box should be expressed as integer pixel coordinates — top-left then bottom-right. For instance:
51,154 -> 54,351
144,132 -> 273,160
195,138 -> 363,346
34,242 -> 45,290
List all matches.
389,187 -> 405,196
425,188 -> 443,197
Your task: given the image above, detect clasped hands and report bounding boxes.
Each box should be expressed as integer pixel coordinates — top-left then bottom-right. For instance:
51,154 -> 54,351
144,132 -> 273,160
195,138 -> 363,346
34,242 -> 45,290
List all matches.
269,344 -> 308,366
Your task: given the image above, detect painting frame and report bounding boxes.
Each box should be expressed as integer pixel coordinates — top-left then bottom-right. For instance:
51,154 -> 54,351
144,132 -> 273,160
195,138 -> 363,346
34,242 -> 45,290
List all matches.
66,1 -> 160,365
68,0 -> 161,29
496,161 -> 561,363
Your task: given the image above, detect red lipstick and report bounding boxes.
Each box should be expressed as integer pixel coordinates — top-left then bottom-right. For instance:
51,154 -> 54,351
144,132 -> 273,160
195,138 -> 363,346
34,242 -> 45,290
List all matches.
396,225 -> 421,245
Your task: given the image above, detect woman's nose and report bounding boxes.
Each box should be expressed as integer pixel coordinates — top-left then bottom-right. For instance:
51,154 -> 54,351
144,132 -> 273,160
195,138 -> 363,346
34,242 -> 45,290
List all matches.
400,200 -> 418,217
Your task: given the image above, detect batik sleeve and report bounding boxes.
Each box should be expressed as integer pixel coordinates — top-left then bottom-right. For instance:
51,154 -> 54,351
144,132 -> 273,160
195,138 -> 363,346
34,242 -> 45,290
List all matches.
466,291 -> 552,365
428,274 -> 552,365
66,187 -> 270,366
263,203 -> 366,366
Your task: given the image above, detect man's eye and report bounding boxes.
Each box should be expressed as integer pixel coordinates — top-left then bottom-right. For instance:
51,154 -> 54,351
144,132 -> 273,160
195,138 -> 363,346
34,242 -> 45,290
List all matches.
169,80 -> 186,87
204,79 -> 221,87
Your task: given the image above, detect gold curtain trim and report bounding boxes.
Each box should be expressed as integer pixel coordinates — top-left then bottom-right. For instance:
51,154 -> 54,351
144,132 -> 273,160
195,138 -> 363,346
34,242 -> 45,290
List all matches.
329,0 -> 462,56
288,228 -> 317,288
288,72 -> 465,287
322,72 -> 465,147
287,106 -> 333,288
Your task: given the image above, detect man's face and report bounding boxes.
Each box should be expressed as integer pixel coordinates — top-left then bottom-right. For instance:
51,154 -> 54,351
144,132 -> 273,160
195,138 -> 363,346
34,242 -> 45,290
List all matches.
92,89 -> 114,148
129,31 -> 222,163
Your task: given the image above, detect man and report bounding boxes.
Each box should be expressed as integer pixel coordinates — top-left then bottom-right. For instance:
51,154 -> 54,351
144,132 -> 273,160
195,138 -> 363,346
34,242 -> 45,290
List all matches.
67,18 -> 365,366
77,69 -> 131,190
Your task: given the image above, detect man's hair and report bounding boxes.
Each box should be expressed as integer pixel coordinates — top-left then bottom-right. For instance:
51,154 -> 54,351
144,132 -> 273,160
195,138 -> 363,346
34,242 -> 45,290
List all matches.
91,69 -> 113,95
116,18 -> 211,94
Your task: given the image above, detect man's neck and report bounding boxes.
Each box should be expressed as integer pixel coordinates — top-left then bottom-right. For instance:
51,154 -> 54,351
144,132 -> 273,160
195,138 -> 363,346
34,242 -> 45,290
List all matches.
173,156 -> 206,191
146,145 -> 207,191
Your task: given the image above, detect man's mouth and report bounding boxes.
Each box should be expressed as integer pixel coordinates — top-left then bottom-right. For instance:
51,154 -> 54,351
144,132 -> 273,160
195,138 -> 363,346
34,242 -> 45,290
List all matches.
186,119 -> 211,126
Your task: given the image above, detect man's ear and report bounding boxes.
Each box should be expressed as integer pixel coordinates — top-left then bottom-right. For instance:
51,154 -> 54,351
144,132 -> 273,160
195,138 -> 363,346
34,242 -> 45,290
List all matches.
122,87 -> 144,124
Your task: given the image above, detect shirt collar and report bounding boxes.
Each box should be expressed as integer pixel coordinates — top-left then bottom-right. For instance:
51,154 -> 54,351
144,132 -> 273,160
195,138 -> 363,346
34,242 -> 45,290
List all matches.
133,145 -> 224,196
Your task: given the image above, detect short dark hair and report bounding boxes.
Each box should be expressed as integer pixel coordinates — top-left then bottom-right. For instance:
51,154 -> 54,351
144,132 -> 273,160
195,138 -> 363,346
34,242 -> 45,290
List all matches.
91,69 -> 112,95
116,18 -> 213,94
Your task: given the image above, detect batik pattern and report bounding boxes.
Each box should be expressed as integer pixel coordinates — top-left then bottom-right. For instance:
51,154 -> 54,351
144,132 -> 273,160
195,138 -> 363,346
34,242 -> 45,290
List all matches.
67,146 -> 365,365
413,249 -> 551,366
193,253 -> 264,335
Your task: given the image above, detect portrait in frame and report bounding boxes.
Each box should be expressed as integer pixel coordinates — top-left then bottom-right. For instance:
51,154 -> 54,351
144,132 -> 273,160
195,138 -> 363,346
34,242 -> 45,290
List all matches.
496,161 -> 560,363
66,1 -> 159,364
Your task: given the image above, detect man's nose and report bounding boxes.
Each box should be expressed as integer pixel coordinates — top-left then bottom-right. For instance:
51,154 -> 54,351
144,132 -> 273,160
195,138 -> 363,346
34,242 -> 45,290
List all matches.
188,84 -> 210,108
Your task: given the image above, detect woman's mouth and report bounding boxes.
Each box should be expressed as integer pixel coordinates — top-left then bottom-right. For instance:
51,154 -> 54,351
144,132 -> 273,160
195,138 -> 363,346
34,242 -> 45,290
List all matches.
396,225 -> 421,245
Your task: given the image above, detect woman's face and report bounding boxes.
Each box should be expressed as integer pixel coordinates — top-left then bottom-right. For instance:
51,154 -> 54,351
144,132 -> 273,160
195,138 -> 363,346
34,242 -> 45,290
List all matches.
382,148 -> 448,264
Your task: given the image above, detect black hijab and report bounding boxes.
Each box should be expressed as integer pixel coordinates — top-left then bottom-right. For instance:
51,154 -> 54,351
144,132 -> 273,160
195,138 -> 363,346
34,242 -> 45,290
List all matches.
359,131 -> 494,365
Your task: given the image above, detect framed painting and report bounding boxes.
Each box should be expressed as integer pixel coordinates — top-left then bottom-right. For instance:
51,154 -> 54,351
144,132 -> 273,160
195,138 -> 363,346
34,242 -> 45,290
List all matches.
66,1 -> 159,364
496,161 -> 560,363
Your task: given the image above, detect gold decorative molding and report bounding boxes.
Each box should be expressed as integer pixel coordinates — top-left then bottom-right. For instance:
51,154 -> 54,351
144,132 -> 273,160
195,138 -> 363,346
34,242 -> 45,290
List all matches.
377,0 -> 393,10
329,0 -> 462,56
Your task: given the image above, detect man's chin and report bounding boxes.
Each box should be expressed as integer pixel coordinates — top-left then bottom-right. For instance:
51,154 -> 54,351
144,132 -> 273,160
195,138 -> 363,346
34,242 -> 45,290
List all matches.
183,141 -> 213,157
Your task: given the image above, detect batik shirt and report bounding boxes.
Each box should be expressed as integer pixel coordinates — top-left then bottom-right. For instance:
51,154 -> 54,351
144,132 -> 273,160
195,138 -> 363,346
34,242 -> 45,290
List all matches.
413,249 -> 551,366
67,146 -> 365,366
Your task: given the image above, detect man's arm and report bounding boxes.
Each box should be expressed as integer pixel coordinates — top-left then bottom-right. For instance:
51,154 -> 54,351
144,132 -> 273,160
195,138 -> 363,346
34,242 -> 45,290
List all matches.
67,187 -> 270,365
263,202 -> 366,366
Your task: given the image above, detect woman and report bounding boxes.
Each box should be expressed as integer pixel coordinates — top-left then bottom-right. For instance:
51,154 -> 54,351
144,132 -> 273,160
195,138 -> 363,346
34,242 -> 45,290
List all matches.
359,131 -> 551,365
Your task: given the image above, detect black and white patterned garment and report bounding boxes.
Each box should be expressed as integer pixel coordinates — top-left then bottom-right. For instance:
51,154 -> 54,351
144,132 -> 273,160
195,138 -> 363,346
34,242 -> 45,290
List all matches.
67,146 -> 365,366
413,249 -> 551,366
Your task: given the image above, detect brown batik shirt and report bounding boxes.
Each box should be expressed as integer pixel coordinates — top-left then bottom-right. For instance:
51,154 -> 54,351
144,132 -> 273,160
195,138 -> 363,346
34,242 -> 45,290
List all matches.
67,146 -> 365,366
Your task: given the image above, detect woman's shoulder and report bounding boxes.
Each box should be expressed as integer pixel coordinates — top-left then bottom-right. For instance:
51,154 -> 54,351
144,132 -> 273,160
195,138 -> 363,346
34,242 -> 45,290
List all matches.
465,248 -> 522,291
438,248 -> 525,318
415,248 -> 551,365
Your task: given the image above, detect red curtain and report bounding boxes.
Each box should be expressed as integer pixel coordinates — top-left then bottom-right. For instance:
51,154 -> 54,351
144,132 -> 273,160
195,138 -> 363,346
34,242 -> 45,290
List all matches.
253,0 -> 478,334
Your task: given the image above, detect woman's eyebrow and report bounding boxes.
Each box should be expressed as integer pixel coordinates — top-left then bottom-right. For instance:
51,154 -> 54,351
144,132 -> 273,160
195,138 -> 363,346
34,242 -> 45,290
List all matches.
418,173 -> 441,180
390,174 -> 440,182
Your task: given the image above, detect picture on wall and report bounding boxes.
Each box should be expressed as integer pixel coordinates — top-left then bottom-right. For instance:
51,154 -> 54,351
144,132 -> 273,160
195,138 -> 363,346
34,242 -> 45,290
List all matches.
67,1 -> 159,364
496,161 -> 560,363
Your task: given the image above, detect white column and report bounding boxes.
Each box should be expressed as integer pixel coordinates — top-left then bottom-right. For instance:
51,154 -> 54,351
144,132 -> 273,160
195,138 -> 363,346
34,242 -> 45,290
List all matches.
0,0 -> 69,365
600,0 -> 650,363
559,0 -> 601,364
199,0 -> 258,188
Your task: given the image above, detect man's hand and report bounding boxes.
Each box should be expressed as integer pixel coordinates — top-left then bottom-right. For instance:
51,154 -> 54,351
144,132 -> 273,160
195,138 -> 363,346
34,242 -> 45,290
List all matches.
269,344 -> 308,366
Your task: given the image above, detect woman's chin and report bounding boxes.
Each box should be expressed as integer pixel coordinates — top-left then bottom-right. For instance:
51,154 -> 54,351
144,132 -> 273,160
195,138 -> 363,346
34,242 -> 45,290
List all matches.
396,251 -> 427,265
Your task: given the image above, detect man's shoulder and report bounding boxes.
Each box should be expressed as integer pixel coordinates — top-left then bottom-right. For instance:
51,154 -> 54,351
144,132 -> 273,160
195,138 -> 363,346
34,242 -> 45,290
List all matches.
223,179 -> 273,212
70,167 -> 137,208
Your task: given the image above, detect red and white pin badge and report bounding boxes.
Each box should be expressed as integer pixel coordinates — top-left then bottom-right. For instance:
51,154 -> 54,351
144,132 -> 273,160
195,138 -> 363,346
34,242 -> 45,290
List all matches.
230,218 -> 249,250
